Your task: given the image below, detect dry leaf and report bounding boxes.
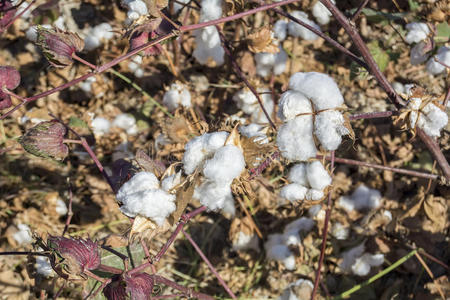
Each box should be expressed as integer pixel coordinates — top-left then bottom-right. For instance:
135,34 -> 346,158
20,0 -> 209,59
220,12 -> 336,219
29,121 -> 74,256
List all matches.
135,149 -> 166,177
423,195 -> 447,231
129,216 -> 171,242
247,26 -> 279,54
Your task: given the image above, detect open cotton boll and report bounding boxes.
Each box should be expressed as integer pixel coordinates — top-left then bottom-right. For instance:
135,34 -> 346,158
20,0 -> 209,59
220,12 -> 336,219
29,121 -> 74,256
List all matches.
116,172 -> 160,200
287,11 -> 321,40
312,0 -> 334,25
193,26 -> 225,66
306,189 -> 324,201
288,164 -> 308,186
113,113 -> 138,135
232,231 -> 259,252
163,82 -> 191,111
84,23 -> 114,51
340,243 -> 365,271
277,116 -> 317,161
233,88 -> 274,124
338,185 -> 381,212
182,131 -> 229,174
278,279 -> 314,300
278,90 -> 313,122
332,222 -> 349,240
128,55 -> 144,78
193,180 -> 233,211
13,224 -> 33,245
202,145 -> 245,184
280,183 -> 308,202
91,117 -> 111,135
123,0 -> 148,24
405,22 -> 429,44
265,234 -> 296,270
161,172 -> 182,192
305,161 -> 331,190
408,98 -> 448,137
289,72 -> 344,110
255,47 -> 288,77
273,20 -> 288,41
426,46 -> 450,75
200,0 -> 222,22
410,41 -> 430,65
56,199 -> 68,216
314,110 -> 349,150
239,123 -> 269,144
222,195 -> 236,216
283,217 -> 315,246
36,255 -> 54,277
351,253 -> 384,276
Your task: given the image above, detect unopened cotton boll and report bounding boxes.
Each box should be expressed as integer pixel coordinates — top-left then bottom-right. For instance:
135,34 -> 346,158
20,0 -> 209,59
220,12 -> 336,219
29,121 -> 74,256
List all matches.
426,46 -> 450,75
277,90 -> 313,122
13,224 -> 33,245
91,117 -> 111,135
202,145 -> 245,184
405,22 -> 429,44
312,0 -> 334,25
163,82 -> 192,111
314,110 -> 349,150
182,131 -> 229,174
288,72 -> 344,110
338,184 -> 381,212
408,97 -> 448,137
287,11 -> 321,40
273,20 -> 288,41
113,113 -> 138,135
277,116 -> 317,161
410,41 -> 430,65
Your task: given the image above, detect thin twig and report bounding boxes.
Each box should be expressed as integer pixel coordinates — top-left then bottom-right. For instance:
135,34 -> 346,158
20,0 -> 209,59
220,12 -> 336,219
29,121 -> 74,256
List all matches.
152,275 -> 215,300
182,229 -> 237,299
1,0 -> 37,33
349,110 -> 397,120
62,180 -> 74,236
414,252 -> 446,300
350,0 -> 370,21
311,151 -> 335,299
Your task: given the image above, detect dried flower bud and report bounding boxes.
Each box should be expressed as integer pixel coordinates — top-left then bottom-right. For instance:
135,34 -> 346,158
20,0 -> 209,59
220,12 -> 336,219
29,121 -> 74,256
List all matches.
36,26 -> 84,68
129,30 -> 162,56
0,65 -> 20,110
103,276 -> 127,300
0,0 -> 16,29
47,236 -> 100,276
125,273 -> 154,300
19,120 -> 69,160
247,26 -> 279,54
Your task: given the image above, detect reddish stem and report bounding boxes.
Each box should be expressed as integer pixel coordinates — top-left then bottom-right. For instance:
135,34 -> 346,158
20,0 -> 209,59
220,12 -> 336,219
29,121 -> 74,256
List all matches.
311,151 -> 335,299
350,0 -> 370,21
2,0 -> 37,32
62,181 -> 74,236
152,275 -> 214,300
349,110 -> 396,120
182,228 -> 237,299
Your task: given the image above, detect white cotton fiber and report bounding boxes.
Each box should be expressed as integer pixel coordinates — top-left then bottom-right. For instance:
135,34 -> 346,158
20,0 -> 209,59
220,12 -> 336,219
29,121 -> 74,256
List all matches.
161,172 -> 181,192
288,72 -> 344,110
312,0 -> 334,25
405,22 -> 429,44
36,255 -> 54,277
410,41 -> 430,65
314,110 -> 349,150
277,90 -> 313,122
273,20 -> 288,41
340,243 -> 365,271
128,55 -> 144,78
116,172 -> 160,199
203,145 -> 245,184
255,47 -> 288,77
13,224 -> 33,245
200,0 -> 222,22
91,117 -> 111,135
338,184 -> 381,212
283,217 -> 315,246
56,199 -> 68,216
288,164 -> 308,186
351,253 -> 384,276
163,82 -> 192,111
426,46 -> 450,75
193,180 -> 233,211
232,231 -> 259,252
84,23 -> 114,51
332,222 -> 349,240
408,97 -> 448,138
280,183 -> 308,202
306,161 -> 331,190
278,279 -> 314,300
306,189 -> 324,201
113,113 -> 138,135
277,116 -> 317,161
193,26 -> 225,66
233,88 -> 274,124
287,11 -> 321,40
239,123 -> 269,144
265,234 -> 296,270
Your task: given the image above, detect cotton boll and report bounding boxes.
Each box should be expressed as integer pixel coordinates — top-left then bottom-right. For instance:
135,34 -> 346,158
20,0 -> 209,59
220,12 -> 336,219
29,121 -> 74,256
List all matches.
113,113 -> 138,135
273,20 -> 288,41
138,189 -> 176,225
239,123 -> 269,144
280,183 -> 308,202
200,0 -> 222,22
312,0 -> 334,25
255,47 -> 288,77
128,55 -> 144,78
232,231 -> 259,252
203,145 -> 245,184
288,164 -> 308,186
340,243 -> 365,271
36,255 -> 54,277
332,222 -> 349,240
277,116 -> 317,161
193,180 -> 233,211
163,82 -> 192,111
306,161 -> 331,190
338,185 -> 381,212
314,110 -> 349,150
278,279 -> 314,300
283,217 -> 315,246
80,76 -> 97,94
265,234 -> 296,270
193,26 -> 225,66
392,82 -> 405,94
161,172 -> 182,192
273,48 -> 288,75
278,90 -> 313,122
84,23 -> 114,51
288,72 -> 344,110
405,22 -> 429,44
287,11 -> 321,40
426,46 -> 450,75
56,199 -> 68,216
84,35 -> 101,51
13,224 -> 33,245
351,257 -> 371,276
204,131 -> 229,151
305,189 -> 324,200
408,97 -> 448,138
116,172 -> 160,203
128,0 -> 148,15
233,88 -> 274,123
91,117 -> 111,135
410,41 -> 430,65
222,194 -> 236,216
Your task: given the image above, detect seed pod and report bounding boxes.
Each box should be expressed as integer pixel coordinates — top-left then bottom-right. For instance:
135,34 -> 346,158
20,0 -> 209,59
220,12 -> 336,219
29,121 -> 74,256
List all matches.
0,66 -> 21,110
36,26 -> 84,68
47,236 -> 101,276
103,276 -> 127,300
19,121 -> 69,160
125,273 -> 154,300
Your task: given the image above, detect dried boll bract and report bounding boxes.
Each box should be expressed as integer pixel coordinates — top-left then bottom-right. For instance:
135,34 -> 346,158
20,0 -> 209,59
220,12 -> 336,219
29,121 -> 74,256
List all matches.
247,26 -> 279,54
36,26 -> 84,68
0,65 -> 20,109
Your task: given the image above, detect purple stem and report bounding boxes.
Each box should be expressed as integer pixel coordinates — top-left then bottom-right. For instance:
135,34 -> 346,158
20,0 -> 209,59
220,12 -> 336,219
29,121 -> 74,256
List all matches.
349,110 -> 396,120
182,228 -> 237,299
2,0 -> 37,32
350,0 -> 370,21
153,275 -> 214,300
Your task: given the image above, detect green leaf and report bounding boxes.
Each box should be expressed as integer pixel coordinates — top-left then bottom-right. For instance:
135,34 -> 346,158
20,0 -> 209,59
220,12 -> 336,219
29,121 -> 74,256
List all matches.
68,116 -> 88,129
368,41 -> 389,72
436,22 -> 450,43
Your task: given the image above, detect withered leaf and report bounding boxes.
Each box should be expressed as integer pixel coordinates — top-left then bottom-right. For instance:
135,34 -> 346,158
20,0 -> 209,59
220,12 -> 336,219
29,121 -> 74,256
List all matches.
247,26 -> 279,54
423,195 -> 447,230
169,175 -> 196,225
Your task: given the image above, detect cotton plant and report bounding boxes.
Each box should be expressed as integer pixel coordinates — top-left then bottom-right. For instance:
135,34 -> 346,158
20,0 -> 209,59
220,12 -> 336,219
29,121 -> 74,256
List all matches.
277,72 -> 351,162
192,0 -> 225,66
340,243 -> 384,276
426,46 -> 450,75
116,171 -> 179,226
182,130 -> 245,215
162,82 -> 192,111
280,161 -> 332,202
254,46 -> 288,77
232,88 -> 274,124
338,184 -> 381,212
265,217 -> 315,270
404,22 -> 430,44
